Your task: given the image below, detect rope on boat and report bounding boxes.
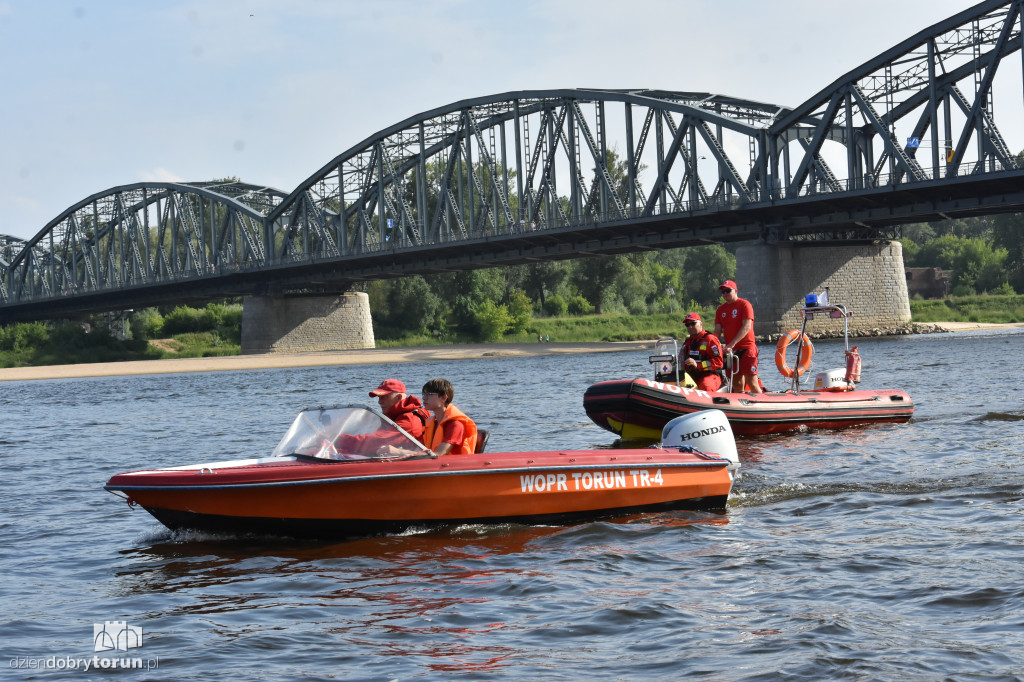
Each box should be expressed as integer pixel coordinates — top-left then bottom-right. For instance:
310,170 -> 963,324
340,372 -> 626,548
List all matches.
659,443 -> 721,460
107,489 -> 137,508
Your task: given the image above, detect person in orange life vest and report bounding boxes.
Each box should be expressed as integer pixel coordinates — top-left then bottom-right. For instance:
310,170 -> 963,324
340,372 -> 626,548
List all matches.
714,280 -> 763,394
680,312 -> 724,392
420,378 -> 478,456
336,379 -> 429,455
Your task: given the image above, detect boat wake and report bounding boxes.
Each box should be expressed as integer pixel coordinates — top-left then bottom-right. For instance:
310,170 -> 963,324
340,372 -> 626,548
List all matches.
134,525 -> 176,544
731,474 -> 1023,509
975,411 -> 1024,422
135,525 -> 313,545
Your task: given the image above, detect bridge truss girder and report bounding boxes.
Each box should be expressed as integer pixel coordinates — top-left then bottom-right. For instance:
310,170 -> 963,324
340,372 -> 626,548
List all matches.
1,182 -> 285,308
772,0 -> 1023,201
266,89 -> 783,263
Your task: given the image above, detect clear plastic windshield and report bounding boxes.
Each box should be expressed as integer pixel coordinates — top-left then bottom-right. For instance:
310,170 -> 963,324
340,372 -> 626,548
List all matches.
271,406 -> 428,460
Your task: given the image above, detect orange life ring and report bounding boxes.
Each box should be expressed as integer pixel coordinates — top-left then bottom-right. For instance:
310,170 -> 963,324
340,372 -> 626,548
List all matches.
775,330 -> 814,378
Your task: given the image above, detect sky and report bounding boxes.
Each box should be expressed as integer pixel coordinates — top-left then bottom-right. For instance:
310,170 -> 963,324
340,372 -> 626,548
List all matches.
0,0 -> 977,241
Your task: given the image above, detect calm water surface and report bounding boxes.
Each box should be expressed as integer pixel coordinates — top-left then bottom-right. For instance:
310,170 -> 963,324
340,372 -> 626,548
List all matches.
2,330 -> 1024,680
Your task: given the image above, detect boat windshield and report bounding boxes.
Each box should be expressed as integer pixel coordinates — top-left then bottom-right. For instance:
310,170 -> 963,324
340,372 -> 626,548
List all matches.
271,406 -> 428,460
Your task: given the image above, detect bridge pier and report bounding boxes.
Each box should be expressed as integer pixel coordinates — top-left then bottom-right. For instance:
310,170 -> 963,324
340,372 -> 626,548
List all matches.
739,241 -> 910,336
240,292 -> 375,354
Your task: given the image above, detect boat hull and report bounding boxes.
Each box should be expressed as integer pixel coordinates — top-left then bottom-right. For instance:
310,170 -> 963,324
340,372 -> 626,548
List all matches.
106,449 -> 733,538
584,378 -> 914,438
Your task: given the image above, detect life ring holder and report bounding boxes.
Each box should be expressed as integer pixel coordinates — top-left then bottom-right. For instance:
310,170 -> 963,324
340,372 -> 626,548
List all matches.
775,330 -> 813,378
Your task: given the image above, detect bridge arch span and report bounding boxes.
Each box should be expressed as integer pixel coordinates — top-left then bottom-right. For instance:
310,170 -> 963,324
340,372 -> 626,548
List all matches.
3,182 -> 286,308
266,88 -> 794,263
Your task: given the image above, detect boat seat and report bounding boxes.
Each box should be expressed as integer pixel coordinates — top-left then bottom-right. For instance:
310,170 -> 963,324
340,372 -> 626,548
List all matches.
475,429 -> 490,454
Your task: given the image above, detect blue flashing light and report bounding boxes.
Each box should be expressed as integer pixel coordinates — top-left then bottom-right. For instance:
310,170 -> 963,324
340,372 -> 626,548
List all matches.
805,294 -> 819,307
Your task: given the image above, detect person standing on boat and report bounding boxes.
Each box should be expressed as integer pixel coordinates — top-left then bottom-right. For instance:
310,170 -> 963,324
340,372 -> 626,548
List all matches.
421,378 -> 478,456
680,312 -> 724,392
368,379 -> 430,441
715,280 -> 763,394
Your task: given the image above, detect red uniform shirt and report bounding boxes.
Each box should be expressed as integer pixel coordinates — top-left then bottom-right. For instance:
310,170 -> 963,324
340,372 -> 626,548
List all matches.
716,298 -> 756,352
436,420 -> 465,447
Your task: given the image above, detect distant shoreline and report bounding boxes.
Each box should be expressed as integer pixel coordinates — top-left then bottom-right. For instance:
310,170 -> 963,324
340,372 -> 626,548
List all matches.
1,322 -> 1022,382
0,341 -> 653,382
925,321 -> 1024,332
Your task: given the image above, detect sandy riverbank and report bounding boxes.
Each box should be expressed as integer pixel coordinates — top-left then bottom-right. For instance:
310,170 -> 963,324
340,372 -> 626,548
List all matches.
2,323 -> 1021,382
0,341 -> 654,382
927,321 -> 1024,332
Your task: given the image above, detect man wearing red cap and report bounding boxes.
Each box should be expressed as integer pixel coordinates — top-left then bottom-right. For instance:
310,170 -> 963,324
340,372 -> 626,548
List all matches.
368,379 -> 430,440
680,312 -> 724,392
714,280 -> 763,394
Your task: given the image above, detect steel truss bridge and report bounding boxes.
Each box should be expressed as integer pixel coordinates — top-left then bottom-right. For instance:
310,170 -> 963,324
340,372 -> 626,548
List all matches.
3,0 -> 1024,322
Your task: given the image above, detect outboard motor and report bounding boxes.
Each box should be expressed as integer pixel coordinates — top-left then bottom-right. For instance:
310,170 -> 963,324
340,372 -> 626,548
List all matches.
661,409 -> 738,465
813,368 -> 854,391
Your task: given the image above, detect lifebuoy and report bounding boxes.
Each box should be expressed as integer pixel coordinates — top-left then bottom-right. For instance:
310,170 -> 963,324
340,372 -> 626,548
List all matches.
775,330 -> 813,378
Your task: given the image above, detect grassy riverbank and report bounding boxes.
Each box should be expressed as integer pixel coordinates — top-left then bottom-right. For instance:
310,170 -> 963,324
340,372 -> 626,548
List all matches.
908,294 -> 1024,324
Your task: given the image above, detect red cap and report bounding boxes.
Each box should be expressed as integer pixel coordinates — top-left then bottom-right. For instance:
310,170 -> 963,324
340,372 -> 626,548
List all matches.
719,280 -> 737,291
684,312 -> 701,323
369,379 -> 406,397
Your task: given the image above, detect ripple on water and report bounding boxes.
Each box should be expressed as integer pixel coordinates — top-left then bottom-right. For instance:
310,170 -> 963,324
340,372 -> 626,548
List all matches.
976,411 -> 1024,422
3,332 -> 1024,678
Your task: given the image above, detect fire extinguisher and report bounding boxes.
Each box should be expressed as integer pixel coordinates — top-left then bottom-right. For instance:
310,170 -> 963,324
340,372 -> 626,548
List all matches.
845,346 -> 862,384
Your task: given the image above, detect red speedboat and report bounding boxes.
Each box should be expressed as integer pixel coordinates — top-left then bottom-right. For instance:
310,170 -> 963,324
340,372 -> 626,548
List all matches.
584,299 -> 914,439
105,406 -> 739,539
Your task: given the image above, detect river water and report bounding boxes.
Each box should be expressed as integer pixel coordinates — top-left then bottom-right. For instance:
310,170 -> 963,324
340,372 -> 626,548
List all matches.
2,329 -> 1023,680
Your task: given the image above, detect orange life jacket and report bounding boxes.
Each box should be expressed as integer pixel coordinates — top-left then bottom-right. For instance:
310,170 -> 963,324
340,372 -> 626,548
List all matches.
423,403 -> 478,455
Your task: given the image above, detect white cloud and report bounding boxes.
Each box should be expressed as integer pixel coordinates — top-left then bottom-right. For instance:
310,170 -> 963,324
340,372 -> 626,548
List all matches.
139,168 -> 187,183
4,195 -> 42,214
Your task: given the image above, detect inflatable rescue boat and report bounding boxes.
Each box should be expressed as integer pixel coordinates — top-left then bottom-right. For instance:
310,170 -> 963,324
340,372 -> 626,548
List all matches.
106,405 -> 739,539
584,298 -> 914,439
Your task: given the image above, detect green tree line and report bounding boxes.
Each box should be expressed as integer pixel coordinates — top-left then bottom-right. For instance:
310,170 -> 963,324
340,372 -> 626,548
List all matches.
366,244 -> 734,343
901,214 -> 1022,295
0,303 -> 242,368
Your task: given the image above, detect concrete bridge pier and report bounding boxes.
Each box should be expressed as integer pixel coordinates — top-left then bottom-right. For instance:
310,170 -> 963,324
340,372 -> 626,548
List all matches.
738,241 -> 910,336
240,292 -> 375,354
